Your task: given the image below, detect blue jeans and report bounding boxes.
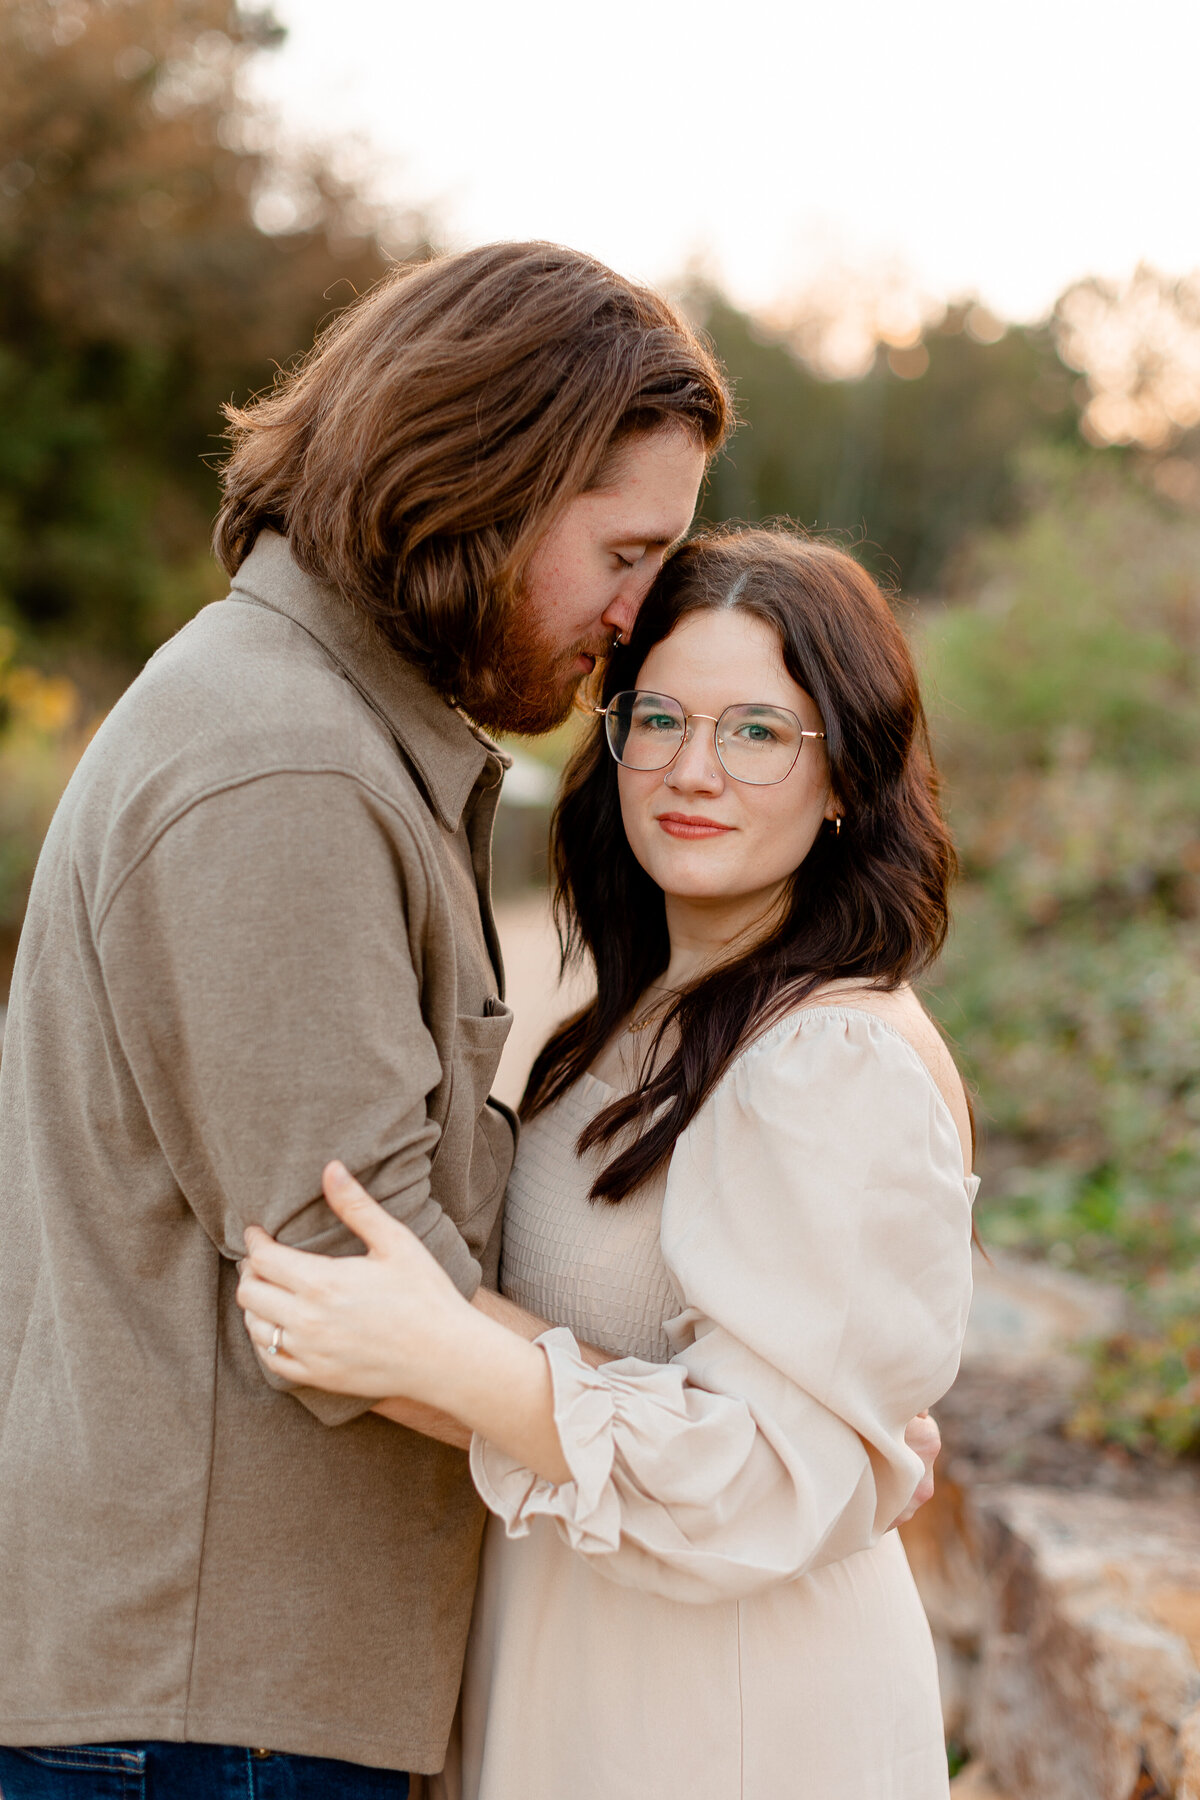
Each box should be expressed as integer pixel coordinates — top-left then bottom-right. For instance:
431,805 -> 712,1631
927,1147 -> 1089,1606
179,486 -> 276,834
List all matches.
0,1743 -> 409,1799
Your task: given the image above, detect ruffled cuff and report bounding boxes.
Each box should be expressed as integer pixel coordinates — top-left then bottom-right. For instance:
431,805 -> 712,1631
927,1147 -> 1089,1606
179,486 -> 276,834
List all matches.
470,1328 -> 621,1553
470,1326 -> 693,1556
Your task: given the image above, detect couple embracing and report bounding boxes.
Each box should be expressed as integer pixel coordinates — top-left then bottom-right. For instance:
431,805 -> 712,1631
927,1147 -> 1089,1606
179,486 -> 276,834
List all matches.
0,243 -> 976,1800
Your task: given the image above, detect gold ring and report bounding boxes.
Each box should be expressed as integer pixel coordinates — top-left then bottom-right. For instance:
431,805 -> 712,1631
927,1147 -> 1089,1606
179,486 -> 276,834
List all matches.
268,1325 -> 284,1357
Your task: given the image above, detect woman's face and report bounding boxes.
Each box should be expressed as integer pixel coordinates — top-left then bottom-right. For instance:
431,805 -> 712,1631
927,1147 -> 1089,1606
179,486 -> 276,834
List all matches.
616,608 -> 837,919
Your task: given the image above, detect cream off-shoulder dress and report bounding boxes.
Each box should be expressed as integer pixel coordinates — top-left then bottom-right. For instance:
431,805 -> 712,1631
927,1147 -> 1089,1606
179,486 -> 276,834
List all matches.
459,1002 -> 978,1800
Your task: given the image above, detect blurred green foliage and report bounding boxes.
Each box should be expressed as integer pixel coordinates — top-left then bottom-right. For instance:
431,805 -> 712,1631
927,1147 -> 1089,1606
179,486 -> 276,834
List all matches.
1070,1306 -> 1200,1460
0,625 -> 91,932
0,0 -> 397,669
921,450 -> 1200,1457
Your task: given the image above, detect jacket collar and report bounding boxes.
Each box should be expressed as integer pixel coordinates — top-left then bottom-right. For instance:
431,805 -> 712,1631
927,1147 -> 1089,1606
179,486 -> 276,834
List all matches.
229,530 -> 508,831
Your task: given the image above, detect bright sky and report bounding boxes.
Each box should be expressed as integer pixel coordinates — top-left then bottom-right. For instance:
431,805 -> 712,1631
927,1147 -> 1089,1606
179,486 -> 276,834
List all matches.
248,0 -> 1200,325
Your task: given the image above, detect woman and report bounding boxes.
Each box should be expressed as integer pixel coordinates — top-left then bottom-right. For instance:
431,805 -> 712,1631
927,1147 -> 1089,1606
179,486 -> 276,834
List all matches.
239,528 -> 977,1798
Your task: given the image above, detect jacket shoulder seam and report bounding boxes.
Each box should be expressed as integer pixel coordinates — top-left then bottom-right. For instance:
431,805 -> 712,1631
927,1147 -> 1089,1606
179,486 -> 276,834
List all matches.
94,765 -> 435,935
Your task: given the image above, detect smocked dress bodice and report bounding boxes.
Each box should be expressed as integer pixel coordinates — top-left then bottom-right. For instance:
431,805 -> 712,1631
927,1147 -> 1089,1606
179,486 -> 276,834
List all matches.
499,1071 -> 675,1364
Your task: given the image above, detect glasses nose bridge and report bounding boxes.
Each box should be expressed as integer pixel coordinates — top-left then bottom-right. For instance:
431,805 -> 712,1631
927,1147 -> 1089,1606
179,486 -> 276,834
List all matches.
670,709 -> 722,777
680,709 -> 720,748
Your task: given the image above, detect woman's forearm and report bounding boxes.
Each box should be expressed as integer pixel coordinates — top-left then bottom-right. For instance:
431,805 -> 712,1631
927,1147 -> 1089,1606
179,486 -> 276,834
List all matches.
371,1395 -> 472,1448
472,1285 -> 613,1369
371,1293 -> 609,1450
433,1306 -> 572,1484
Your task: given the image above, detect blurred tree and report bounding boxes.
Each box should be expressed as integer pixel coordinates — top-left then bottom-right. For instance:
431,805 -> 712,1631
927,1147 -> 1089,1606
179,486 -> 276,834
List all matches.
0,0 -> 410,673
694,290 -> 1084,592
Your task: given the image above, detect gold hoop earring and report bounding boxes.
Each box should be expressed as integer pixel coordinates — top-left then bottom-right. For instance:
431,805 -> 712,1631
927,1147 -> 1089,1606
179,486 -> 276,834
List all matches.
835,816 -> 842,837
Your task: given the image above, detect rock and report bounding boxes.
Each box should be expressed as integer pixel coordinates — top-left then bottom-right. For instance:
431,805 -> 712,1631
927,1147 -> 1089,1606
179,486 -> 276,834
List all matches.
903,1249 -> 1136,1744
950,1765 -> 1014,1798
973,1486 -> 1200,1799
1179,1706 -> 1200,1799
903,1251 -> 1200,1796
901,1477 -> 987,1742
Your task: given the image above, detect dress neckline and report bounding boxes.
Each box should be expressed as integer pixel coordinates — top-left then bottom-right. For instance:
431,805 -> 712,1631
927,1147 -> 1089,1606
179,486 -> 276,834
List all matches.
580,1005 -> 978,1196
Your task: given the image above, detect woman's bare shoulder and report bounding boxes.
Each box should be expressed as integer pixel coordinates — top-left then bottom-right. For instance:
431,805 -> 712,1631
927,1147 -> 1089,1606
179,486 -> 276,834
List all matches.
797,982 -> 972,1174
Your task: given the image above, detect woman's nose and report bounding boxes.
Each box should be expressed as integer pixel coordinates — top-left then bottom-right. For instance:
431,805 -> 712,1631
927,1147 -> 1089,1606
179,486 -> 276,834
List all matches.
664,720 -> 724,794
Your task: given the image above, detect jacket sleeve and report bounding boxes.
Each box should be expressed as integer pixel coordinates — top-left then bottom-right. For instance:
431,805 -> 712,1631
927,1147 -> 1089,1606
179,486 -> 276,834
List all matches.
471,1008 -> 976,1600
98,768 -> 478,1424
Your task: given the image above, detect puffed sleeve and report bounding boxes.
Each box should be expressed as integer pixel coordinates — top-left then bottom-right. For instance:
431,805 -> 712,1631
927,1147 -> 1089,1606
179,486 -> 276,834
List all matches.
471,1008 -> 977,1603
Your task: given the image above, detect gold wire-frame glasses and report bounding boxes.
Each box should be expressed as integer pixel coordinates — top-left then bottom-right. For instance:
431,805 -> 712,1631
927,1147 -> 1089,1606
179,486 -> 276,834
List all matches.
594,689 -> 825,787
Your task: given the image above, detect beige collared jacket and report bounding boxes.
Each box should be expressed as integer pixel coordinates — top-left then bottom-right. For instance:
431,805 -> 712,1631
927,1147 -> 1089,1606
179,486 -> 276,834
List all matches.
0,531 -> 515,1772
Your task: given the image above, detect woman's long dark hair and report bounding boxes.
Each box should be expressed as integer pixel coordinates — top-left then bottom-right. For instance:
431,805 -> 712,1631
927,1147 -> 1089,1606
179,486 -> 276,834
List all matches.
521,526 -> 958,1202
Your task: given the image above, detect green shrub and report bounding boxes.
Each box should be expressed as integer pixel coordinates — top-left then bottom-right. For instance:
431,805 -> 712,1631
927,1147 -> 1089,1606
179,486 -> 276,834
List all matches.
921,449 -> 1200,1455
0,629 -> 94,939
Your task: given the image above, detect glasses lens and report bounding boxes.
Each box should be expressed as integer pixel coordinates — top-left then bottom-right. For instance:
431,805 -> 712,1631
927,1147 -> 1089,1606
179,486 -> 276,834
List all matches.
606,691 -> 686,770
716,705 -> 804,784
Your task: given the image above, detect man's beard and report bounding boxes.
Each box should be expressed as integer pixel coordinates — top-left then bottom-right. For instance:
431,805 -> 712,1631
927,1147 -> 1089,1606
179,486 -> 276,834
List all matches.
455,603 -> 602,738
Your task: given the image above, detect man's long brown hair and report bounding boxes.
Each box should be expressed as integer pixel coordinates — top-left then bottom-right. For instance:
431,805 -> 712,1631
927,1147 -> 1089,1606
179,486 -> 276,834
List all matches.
214,242 -> 731,701
522,527 -> 958,1202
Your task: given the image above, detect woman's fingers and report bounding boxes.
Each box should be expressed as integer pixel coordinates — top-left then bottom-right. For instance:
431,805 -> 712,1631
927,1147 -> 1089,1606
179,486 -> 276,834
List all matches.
243,1306 -> 283,1351
241,1224 -> 330,1293
240,1303 -> 312,1379
236,1269 -> 305,1332
891,1411 -> 941,1528
904,1411 -> 941,1473
320,1161 -> 404,1253
234,1172 -> 458,1403
240,1166 -> 401,1286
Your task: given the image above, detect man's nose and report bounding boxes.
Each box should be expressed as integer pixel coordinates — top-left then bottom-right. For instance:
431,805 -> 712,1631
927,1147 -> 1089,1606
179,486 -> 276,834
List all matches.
601,558 -> 662,639
600,589 -> 640,641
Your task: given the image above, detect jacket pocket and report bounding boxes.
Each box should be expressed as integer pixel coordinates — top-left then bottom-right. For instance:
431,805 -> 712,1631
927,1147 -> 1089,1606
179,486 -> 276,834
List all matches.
431,1003 -> 515,1231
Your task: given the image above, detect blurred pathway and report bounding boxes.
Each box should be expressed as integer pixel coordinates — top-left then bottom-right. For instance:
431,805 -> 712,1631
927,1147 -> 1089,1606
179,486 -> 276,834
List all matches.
493,891 -> 594,1109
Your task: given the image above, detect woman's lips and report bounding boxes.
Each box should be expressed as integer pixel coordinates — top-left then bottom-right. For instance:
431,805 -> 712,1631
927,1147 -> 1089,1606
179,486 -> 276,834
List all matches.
655,813 -> 735,839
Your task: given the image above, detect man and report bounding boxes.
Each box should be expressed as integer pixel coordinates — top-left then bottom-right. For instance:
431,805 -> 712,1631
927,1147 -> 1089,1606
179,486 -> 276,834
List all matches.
0,242 -> 726,1797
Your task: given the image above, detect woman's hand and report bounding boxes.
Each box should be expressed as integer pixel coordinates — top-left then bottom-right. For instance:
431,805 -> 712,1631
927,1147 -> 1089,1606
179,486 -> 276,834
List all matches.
893,1412 -> 941,1527
238,1161 -> 469,1403
239,1163 -> 572,1482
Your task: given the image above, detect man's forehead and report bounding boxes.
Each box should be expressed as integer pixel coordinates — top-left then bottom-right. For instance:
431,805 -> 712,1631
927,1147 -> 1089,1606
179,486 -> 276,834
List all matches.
588,429 -> 705,544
